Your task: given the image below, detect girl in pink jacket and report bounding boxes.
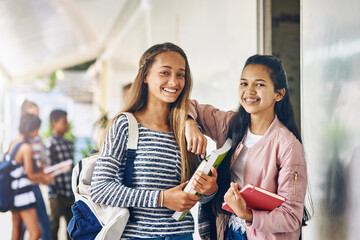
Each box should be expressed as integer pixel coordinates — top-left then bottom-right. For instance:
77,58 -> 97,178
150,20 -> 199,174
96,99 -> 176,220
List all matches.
186,55 -> 310,240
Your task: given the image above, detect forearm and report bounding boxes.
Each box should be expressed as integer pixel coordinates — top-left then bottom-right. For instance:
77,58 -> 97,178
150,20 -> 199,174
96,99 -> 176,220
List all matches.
246,202 -> 303,233
91,156 -> 160,208
188,99 -> 234,145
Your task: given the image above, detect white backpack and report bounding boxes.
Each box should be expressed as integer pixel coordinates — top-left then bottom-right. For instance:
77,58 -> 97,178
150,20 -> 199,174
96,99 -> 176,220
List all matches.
70,112 -> 139,240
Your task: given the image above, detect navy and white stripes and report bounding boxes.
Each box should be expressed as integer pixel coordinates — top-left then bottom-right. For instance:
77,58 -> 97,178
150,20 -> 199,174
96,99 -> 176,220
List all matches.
90,115 -> 194,238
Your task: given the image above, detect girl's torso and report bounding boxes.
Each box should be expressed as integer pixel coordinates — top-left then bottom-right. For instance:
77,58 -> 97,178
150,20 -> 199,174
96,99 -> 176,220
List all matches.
92,115 -> 195,238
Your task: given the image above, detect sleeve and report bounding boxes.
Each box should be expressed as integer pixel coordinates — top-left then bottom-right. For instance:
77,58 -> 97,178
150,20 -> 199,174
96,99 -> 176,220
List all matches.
40,141 -> 50,165
188,99 -> 235,147
199,188 -> 218,204
90,115 -> 160,208
45,140 -> 56,166
246,141 -> 307,233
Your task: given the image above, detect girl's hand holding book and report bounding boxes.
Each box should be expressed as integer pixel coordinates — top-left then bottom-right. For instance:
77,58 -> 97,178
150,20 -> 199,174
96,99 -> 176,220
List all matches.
160,182 -> 201,212
191,167 -> 218,196
224,182 -> 253,221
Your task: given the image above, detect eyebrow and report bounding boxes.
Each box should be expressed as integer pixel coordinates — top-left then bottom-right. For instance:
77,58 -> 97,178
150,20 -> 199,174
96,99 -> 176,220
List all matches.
160,66 -> 186,72
240,78 -> 267,82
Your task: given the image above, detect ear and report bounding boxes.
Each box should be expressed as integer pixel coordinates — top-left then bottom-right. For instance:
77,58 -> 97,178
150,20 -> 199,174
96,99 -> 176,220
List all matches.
143,77 -> 148,84
275,88 -> 286,102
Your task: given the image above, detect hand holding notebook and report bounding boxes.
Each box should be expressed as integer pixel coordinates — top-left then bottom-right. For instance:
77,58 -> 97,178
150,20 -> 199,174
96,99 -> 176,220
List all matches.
222,183 -> 286,213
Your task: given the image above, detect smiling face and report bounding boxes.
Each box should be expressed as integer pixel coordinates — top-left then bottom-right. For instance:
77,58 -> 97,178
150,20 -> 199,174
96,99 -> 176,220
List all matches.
239,64 -> 284,119
144,51 -> 186,105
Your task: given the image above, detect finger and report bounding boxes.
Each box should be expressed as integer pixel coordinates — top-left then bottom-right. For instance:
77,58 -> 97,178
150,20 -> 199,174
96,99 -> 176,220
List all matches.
233,188 -> 241,199
195,138 -> 203,155
210,167 -> 218,179
192,178 -> 204,194
177,181 -> 188,190
187,193 -> 201,201
195,171 -> 207,181
188,138 -> 197,153
200,138 -> 207,159
187,138 -> 192,151
192,175 -> 203,187
233,182 -> 241,191
192,138 -> 201,155
224,190 -> 231,202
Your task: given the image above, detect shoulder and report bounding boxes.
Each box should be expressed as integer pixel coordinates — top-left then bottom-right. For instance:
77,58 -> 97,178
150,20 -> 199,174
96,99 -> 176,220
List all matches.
272,124 -> 305,164
269,118 -> 301,147
112,114 -> 130,133
63,138 -> 74,146
21,142 -> 32,150
276,125 -> 300,146
19,142 -> 32,155
107,114 -> 132,141
44,136 -> 55,147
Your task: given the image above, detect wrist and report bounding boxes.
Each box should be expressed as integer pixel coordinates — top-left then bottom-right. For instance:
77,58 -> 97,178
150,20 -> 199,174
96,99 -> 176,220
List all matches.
205,186 -> 218,196
244,209 -> 253,221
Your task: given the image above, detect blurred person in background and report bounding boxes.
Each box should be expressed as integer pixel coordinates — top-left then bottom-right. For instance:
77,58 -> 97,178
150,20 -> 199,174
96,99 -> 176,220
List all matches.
8,114 -> 53,240
20,100 -> 52,240
45,110 -> 74,240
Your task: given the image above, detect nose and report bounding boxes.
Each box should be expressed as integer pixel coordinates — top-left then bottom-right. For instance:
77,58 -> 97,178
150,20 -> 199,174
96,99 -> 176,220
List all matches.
168,74 -> 179,86
245,84 -> 256,94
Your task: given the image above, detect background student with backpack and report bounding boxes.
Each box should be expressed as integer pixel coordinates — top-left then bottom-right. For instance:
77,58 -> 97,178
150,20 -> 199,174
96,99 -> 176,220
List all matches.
6,114 -> 53,240
185,55 -> 309,240
90,42 -> 218,239
20,100 -> 52,240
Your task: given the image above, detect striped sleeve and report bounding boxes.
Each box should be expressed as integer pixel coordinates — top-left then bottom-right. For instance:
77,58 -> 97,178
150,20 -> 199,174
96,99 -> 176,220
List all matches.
90,115 -> 160,208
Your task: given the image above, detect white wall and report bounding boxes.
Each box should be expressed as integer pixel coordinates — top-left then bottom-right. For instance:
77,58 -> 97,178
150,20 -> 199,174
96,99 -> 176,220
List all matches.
100,0 -> 258,117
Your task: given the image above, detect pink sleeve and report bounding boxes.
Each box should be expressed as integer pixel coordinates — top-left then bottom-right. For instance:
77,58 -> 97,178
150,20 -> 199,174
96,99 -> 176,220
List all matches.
188,99 -> 235,147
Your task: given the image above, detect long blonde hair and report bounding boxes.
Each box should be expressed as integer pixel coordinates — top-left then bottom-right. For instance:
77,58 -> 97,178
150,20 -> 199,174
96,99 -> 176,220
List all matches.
102,42 -> 197,182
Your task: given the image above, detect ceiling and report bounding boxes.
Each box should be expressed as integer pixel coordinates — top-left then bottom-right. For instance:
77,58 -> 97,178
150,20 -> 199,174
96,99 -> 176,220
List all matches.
0,0 -> 140,81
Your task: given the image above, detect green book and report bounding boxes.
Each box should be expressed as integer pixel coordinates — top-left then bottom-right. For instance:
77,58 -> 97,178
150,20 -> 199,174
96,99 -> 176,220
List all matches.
172,138 -> 232,221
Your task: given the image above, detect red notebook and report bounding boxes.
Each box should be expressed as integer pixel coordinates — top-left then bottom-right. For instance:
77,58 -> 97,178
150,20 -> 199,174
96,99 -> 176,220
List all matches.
222,183 -> 286,212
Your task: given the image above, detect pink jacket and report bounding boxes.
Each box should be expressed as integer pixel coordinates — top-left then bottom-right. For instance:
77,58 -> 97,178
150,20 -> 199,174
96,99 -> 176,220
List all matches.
189,100 -> 307,240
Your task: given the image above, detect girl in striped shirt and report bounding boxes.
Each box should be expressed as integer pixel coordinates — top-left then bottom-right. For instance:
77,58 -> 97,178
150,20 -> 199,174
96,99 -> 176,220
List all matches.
91,42 -> 218,240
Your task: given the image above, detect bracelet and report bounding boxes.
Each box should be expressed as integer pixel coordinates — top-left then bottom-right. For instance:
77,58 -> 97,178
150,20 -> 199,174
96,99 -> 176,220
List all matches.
160,190 -> 164,207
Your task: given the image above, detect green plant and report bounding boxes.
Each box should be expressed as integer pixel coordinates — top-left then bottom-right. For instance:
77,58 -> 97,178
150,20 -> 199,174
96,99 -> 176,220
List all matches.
81,139 -> 94,158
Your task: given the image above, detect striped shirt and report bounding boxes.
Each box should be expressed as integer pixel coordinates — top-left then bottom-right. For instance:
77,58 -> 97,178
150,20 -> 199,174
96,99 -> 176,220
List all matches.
91,115 -> 194,239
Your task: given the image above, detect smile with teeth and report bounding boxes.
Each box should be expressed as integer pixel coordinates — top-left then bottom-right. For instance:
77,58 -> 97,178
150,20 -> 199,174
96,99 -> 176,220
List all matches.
244,98 -> 260,103
163,87 -> 178,93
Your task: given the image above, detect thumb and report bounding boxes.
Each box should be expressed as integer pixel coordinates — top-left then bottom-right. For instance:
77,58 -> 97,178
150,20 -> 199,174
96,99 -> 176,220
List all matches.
210,167 -> 218,179
177,181 -> 189,190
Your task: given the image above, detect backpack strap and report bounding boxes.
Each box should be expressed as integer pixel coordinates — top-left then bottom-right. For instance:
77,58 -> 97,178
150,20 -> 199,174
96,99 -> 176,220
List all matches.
121,112 -> 138,222
122,112 -> 138,187
76,160 -> 83,187
9,142 -> 24,160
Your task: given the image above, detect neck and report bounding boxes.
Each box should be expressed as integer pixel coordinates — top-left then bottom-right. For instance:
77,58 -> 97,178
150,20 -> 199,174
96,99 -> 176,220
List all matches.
53,131 -> 64,138
249,112 -> 275,135
135,102 -> 171,132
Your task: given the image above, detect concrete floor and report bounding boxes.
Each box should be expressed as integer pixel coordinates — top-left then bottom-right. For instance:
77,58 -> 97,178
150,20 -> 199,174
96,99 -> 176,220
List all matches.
0,185 -> 68,240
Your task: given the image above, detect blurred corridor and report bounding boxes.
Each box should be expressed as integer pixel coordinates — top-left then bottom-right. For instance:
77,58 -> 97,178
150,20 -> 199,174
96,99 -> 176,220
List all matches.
1,0 -> 360,239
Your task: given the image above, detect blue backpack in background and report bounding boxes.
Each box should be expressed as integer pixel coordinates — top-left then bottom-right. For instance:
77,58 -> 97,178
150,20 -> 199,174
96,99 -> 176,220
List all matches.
0,142 -> 23,212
